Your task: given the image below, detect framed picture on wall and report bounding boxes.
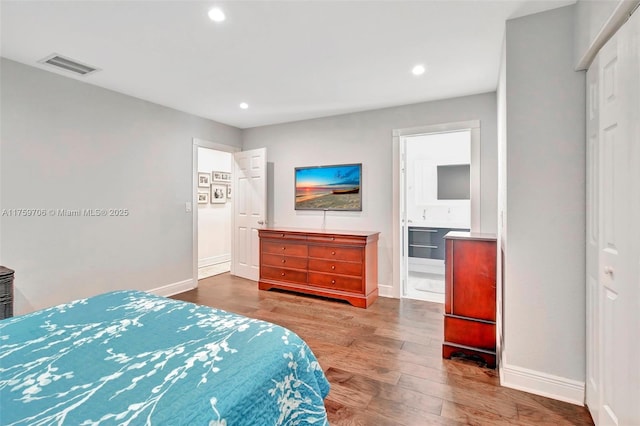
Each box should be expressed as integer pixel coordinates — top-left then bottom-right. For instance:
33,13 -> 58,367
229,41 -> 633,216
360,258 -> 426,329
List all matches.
198,192 -> 209,204
226,185 -> 232,199
211,184 -> 227,203
212,171 -> 232,183
198,172 -> 211,187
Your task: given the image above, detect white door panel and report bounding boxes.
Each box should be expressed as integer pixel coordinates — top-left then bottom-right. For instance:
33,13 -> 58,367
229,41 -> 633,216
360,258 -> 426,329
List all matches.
589,10 -> 640,425
598,26 -> 621,426
233,148 -> 266,281
585,55 -> 600,420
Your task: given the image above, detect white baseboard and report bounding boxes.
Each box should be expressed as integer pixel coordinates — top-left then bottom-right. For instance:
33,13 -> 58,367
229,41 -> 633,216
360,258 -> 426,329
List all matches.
500,354 -> 585,406
378,284 -> 395,298
148,278 -> 196,298
198,254 -> 231,269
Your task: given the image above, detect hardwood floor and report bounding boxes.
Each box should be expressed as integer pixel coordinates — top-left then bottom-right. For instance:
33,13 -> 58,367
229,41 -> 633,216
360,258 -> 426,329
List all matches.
172,273 -> 594,426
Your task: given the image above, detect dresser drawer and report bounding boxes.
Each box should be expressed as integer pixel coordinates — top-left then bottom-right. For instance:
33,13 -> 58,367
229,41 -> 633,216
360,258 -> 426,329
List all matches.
444,315 -> 496,351
308,245 -> 363,262
262,241 -> 308,257
260,230 -> 307,241
261,266 -> 307,284
308,259 -> 362,277
261,253 -> 307,269
306,234 -> 364,245
308,272 -> 363,292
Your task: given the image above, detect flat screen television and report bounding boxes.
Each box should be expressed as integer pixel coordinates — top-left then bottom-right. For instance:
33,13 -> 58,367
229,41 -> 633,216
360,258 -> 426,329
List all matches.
295,163 -> 362,211
437,164 -> 470,200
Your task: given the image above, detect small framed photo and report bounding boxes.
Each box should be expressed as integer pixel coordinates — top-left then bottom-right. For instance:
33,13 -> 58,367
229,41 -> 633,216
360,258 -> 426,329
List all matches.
226,185 -> 232,199
198,172 -> 211,187
198,192 -> 209,204
210,184 -> 227,203
212,171 -> 232,183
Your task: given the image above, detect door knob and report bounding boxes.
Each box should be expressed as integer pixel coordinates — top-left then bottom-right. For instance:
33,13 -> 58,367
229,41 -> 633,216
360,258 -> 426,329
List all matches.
604,266 -> 614,275
257,220 -> 265,225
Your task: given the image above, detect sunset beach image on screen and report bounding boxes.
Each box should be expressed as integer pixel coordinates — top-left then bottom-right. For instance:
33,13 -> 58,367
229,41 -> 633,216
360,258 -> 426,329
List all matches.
295,163 -> 362,211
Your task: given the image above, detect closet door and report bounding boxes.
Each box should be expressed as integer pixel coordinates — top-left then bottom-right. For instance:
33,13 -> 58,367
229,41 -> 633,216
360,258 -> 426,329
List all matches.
591,9 -> 640,425
585,54 -> 600,422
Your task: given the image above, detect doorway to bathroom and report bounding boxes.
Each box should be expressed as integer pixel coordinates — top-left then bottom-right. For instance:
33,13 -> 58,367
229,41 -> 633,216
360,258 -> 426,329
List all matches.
400,128 -> 473,303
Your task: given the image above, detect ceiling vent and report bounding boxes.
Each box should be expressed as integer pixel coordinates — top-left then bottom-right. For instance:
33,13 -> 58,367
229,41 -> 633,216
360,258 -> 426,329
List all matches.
38,54 -> 100,76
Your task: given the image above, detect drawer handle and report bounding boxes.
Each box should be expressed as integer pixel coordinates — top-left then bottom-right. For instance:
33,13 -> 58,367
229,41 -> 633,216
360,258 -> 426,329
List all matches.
281,272 -> 285,276
281,259 -> 286,263
331,251 -> 336,255
282,247 -> 286,250
331,279 -> 336,284
332,237 -> 335,241
331,265 -> 335,270
281,233 -> 285,237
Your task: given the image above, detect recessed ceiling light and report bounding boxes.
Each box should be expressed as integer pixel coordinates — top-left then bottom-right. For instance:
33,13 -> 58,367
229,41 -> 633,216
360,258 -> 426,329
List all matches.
412,64 -> 426,76
239,102 -> 249,109
208,7 -> 226,22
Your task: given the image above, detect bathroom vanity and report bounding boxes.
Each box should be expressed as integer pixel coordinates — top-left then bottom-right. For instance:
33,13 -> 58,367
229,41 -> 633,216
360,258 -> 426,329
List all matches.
408,226 -> 469,261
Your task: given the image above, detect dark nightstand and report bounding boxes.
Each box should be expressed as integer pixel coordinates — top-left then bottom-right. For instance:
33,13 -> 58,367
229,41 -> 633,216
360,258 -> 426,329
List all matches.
0,266 -> 15,319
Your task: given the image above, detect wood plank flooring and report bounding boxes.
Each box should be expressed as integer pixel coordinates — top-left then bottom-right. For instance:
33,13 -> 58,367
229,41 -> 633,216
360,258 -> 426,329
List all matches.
172,273 -> 594,425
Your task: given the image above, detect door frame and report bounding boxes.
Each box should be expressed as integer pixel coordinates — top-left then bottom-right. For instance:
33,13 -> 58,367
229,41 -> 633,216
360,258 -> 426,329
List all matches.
192,138 -> 240,287
392,120 -> 481,299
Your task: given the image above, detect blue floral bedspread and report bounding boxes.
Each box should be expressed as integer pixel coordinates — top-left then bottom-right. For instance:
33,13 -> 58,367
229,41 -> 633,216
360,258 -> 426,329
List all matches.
0,290 -> 330,425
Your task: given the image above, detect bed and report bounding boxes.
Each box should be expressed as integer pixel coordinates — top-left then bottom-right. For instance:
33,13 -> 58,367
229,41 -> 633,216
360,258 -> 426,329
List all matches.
0,290 -> 330,425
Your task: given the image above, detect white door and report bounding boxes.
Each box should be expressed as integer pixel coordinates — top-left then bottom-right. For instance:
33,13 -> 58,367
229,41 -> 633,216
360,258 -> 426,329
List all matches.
592,10 -> 640,425
585,54 -> 600,421
232,148 -> 267,281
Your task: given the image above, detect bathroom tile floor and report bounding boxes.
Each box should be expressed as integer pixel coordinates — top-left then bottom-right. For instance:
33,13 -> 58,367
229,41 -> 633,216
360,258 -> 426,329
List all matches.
406,271 -> 445,303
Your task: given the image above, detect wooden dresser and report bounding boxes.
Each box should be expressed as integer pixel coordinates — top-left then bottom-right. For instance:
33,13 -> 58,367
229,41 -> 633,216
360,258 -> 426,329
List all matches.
258,228 -> 379,308
442,231 -> 497,368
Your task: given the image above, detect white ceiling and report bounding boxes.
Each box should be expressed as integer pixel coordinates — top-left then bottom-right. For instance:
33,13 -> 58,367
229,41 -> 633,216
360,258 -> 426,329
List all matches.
1,0 -> 574,129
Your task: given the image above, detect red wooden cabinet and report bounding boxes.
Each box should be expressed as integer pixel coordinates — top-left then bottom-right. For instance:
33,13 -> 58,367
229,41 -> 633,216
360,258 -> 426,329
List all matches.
258,228 -> 379,308
442,232 -> 497,368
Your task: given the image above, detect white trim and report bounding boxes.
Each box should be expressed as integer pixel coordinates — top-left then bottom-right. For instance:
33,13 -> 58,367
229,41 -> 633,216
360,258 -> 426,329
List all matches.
148,278 -> 196,298
193,138 -> 241,152
392,131 -> 403,299
576,0 -> 640,70
378,283 -> 394,298
198,254 -> 231,268
500,353 -> 585,406
392,120 -> 480,138
192,138 -> 240,290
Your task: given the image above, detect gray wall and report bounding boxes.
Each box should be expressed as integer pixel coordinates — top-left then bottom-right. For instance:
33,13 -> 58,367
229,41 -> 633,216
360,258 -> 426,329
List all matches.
0,58 -> 242,314
504,6 -> 586,381
242,93 -> 497,291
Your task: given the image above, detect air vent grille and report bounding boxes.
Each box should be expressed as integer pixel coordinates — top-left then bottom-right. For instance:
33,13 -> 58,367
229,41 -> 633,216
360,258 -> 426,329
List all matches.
38,54 -> 100,76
